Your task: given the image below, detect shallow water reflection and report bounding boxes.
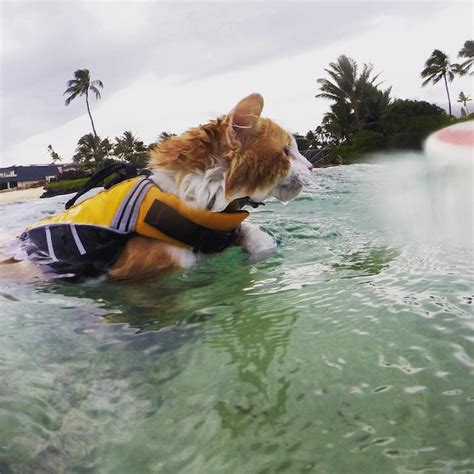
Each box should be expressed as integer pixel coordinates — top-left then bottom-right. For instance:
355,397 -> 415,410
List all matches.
0,159 -> 473,473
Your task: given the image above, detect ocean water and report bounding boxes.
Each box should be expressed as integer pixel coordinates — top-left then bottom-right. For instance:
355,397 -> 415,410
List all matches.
0,156 -> 473,473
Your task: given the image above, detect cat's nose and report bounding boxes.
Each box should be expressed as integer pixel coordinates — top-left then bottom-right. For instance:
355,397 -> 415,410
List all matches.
308,164 -> 314,171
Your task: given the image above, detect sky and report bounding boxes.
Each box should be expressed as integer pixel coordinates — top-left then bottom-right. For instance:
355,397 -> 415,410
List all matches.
0,0 -> 473,167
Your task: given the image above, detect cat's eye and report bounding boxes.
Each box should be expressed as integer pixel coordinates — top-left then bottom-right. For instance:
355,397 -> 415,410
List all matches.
283,146 -> 290,156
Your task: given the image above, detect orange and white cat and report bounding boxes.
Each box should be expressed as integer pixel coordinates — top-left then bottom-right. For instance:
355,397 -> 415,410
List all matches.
108,93 -> 313,278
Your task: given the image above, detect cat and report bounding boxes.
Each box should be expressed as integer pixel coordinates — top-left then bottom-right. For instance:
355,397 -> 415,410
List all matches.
108,93 -> 313,278
5,93 -> 313,281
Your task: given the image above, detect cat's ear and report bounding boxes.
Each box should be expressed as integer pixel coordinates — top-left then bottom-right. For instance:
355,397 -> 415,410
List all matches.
228,93 -> 264,131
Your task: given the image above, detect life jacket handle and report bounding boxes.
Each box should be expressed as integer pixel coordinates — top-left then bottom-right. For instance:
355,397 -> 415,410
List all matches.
65,163 -> 150,210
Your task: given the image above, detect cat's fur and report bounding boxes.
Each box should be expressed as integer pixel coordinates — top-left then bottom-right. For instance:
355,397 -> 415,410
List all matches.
108,93 -> 313,278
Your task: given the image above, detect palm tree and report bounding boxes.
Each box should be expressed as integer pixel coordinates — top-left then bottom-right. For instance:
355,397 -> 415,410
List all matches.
360,86 -> 392,132
47,144 -> 62,165
316,55 -> 383,131
313,125 -> 335,147
316,55 -> 391,143
457,40 -> 474,76
457,91 -> 471,115
157,131 -> 177,143
421,49 -> 455,116
322,100 -> 356,143
73,133 -> 112,171
64,69 -> 103,139
114,131 -> 149,168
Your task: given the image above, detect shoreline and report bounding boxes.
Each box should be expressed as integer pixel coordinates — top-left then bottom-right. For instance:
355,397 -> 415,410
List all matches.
0,187 -> 45,204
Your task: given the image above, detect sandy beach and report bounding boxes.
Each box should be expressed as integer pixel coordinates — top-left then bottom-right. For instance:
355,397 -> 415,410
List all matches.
0,187 -> 45,205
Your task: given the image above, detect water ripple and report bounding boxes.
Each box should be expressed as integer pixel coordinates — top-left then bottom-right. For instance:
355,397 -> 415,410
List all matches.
1,161 -> 473,472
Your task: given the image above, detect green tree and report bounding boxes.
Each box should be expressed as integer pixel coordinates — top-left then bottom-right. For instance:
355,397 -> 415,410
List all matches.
157,131 -> 177,143
316,55 -> 391,142
457,91 -> 471,115
114,131 -> 149,168
330,130 -> 385,164
421,49 -> 455,116
293,128 -> 334,152
47,144 -> 62,164
73,133 -> 113,171
293,133 -> 310,150
381,99 -> 449,149
305,129 -> 328,149
359,87 -> 392,133
64,69 -> 104,139
322,100 -> 355,142
316,56 -> 385,128
313,125 -> 337,147
456,40 -> 474,76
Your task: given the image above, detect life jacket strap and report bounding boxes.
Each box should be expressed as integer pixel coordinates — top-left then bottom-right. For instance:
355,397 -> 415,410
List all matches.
224,196 -> 265,211
144,199 -> 240,254
65,162 -> 145,210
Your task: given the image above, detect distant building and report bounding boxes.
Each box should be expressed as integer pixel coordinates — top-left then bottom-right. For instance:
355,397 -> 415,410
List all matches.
56,163 -> 83,174
0,164 -> 62,190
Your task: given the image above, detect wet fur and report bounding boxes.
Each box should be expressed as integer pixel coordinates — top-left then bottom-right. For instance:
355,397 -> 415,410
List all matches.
150,117 -> 291,205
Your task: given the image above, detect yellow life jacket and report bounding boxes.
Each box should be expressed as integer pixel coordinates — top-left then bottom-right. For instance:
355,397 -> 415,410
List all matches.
22,177 -> 249,276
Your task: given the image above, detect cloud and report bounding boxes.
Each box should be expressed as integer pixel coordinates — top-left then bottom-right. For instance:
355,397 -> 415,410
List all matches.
1,1 -> 471,166
1,1 -> 437,154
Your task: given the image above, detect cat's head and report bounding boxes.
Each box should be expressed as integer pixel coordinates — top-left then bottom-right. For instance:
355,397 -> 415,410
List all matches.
149,93 -> 313,210
224,93 -> 313,205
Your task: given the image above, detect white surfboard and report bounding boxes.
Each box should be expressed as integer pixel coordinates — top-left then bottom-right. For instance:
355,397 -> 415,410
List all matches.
424,120 -> 474,162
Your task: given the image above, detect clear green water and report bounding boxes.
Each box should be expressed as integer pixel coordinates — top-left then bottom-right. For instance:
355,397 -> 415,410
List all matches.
0,159 -> 473,473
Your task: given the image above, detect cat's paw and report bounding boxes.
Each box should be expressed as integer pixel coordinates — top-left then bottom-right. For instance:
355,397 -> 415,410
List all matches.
239,223 -> 277,256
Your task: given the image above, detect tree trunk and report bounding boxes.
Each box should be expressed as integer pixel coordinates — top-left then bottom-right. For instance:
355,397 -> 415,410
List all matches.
85,91 -> 100,167
85,91 -> 99,139
352,97 -> 360,131
443,73 -> 452,116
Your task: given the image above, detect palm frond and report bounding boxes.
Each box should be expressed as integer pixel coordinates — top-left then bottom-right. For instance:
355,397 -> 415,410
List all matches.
458,40 -> 474,59
64,90 -> 82,105
64,69 -> 104,113
75,69 -> 90,80
454,59 -> 473,75
89,85 -> 102,100
66,79 -> 79,88
91,80 -> 104,89
421,77 -> 432,87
